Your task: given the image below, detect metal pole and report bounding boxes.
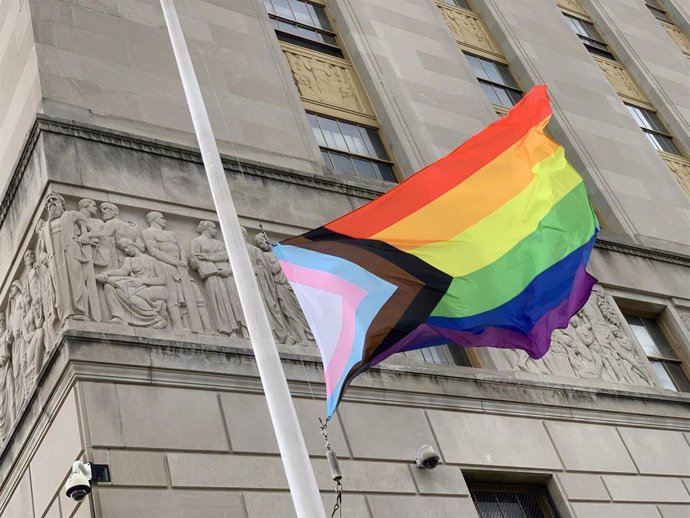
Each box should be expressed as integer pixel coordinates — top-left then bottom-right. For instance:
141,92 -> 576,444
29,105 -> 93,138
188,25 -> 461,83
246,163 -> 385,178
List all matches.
159,2 -> 326,516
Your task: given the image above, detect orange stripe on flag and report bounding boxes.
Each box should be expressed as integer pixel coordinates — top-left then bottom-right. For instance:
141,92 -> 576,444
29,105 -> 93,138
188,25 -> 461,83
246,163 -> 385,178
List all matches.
325,85 -> 552,239
371,130 -> 560,250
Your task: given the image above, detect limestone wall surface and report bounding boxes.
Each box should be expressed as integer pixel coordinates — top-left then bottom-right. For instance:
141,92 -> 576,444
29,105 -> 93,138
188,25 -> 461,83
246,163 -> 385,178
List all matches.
0,0 -> 41,195
0,334 -> 688,518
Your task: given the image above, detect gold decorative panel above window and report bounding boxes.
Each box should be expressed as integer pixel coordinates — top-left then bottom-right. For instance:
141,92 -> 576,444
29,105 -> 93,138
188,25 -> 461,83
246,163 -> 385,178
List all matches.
659,152 -> 690,195
437,2 -> 502,59
281,43 -> 376,123
592,56 -> 650,106
556,0 -> 588,17
661,21 -> 690,56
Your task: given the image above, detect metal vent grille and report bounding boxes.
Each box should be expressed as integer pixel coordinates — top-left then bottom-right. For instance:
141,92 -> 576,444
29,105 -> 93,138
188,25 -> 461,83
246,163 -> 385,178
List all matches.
469,483 -> 561,518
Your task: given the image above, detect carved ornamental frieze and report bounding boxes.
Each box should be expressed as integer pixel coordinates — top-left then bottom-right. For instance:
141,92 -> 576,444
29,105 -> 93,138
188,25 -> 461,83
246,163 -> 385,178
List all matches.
592,56 -> 650,106
681,312 -> 690,332
437,2 -> 502,58
661,21 -> 690,57
0,195 -> 313,443
506,286 -> 655,388
660,152 -> 690,195
281,43 -> 375,119
556,0 -> 588,17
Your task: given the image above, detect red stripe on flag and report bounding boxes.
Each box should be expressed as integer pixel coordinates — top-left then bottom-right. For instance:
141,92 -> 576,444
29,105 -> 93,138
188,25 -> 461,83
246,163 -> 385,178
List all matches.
325,85 -> 552,239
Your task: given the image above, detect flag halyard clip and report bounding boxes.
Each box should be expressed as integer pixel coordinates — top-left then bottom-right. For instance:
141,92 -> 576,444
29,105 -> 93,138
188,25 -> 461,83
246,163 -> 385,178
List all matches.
320,417 -> 342,518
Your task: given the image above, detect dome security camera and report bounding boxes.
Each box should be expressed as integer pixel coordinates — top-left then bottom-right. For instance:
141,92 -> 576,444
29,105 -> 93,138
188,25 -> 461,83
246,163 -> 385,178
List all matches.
416,445 -> 441,470
65,461 -> 92,501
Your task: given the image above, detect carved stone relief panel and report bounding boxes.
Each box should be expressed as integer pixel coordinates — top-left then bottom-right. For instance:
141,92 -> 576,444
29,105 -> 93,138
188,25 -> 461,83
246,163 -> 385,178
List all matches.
0,195 -> 314,445
556,0 -> 588,17
680,311 -> 690,332
592,56 -> 650,105
505,286 -> 654,388
437,3 -> 502,58
281,44 -> 375,118
661,21 -> 690,56
660,152 -> 690,195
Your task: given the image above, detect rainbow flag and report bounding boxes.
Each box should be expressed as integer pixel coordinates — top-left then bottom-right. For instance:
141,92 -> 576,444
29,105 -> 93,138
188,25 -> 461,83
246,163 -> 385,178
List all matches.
274,86 -> 599,418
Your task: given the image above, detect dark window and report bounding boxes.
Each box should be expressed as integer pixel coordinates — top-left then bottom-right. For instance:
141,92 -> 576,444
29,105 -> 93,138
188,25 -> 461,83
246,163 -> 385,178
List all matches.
263,0 -> 342,57
465,53 -> 523,108
308,113 -> 397,182
563,14 -> 616,60
625,315 -> 690,392
645,0 -> 671,22
442,0 -> 472,10
625,104 -> 681,155
469,483 -> 561,518
402,345 -> 473,366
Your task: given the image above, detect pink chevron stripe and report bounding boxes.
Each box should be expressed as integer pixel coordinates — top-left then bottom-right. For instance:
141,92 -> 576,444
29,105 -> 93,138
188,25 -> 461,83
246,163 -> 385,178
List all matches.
279,260 -> 367,395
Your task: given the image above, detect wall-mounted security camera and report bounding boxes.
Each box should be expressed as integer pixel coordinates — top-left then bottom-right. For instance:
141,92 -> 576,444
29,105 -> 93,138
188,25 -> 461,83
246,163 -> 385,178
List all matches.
415,445 -> 441,470
65,461 -> 111,501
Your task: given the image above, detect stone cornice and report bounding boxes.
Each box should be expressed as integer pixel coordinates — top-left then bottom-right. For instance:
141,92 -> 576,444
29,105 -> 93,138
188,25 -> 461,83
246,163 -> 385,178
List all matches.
2,115 -> 690,270
62,330 -> 690,431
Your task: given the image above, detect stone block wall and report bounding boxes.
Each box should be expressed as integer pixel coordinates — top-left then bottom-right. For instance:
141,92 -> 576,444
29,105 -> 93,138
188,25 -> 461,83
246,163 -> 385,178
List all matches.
1,333 -> 688,518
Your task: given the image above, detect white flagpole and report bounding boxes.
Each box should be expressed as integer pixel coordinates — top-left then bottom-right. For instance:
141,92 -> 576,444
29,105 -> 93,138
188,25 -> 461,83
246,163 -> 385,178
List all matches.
159,2 -> 326,516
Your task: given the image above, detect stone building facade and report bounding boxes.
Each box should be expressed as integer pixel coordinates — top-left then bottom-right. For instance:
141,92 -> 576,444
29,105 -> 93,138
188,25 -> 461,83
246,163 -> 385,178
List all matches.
0,0 -> 689,517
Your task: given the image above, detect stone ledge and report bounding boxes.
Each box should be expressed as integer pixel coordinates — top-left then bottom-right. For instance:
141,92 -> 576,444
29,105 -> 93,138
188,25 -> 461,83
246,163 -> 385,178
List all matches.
59,328 -> 690,426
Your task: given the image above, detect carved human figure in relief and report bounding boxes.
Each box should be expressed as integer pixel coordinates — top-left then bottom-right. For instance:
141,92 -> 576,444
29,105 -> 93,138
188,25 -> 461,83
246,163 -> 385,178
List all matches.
0,313 -> 11,440
189,221 -> 245,337
6,281 -> 27,415
143,211 -> 211,333
39,194 -> 97,321
21,292 -> 45,396
255,232 -> 313,344
242,227 -> 289,344
96,239 -> 169,329
91,202 -> 146,269
34,220 -> 57,346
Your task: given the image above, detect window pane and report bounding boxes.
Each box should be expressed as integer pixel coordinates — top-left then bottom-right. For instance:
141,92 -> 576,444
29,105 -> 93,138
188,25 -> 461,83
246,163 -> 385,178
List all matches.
651,360 -> 678,390
667,362 -> 690,392
317,116 -> 348,151
626,315 -> 662,357
328,151 -> 357,175
374,162 -> 397,182
474,492 -> 504,518
352,157 -> 378,179
466,55 -> 488,80
497,63 -> 519,88
321,150 -> 333,169
276,19 -> 298,35
339,121 -> 369,156
626,104 -> 646,127
507,89 -> 523,105
272,0 -> 293,19
656,134 -> 680,154
287,0 -> 312,25
308,3 -> 333,31
641,317 -> 678,358
447,0 -> 472,9
496,492 -> 528,518
471,484 -> 560,518
480,82 -> 502,105
263,0 -> 275,15
361,127 -> 389,160
481,60 -> 503,85
307,113 -> 326,147
493,86 -> 514,108
644,132 -> 664,152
